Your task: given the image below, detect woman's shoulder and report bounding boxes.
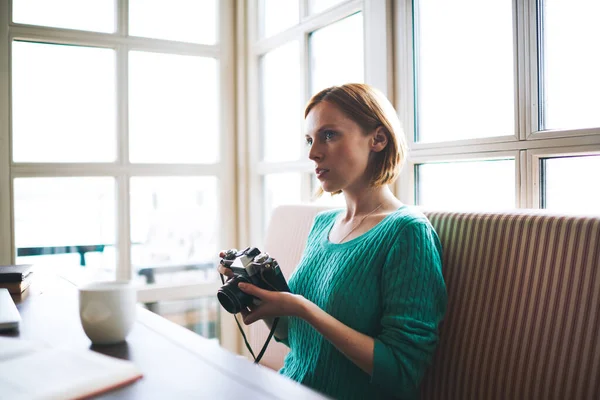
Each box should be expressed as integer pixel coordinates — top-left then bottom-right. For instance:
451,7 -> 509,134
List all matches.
375,206 -> 441,247
384,205 -> 432,230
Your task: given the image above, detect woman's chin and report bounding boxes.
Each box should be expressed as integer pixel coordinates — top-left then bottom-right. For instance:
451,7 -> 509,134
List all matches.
320,182 -> 341,194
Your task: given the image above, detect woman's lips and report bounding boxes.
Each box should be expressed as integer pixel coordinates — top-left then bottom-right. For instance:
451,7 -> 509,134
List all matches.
315,168 -> 329,179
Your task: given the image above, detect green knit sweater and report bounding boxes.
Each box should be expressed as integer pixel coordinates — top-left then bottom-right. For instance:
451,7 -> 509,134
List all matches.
278,207 -> 447,400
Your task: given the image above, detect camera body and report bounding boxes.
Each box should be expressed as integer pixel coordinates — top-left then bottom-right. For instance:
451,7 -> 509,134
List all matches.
217,247 -> 290,314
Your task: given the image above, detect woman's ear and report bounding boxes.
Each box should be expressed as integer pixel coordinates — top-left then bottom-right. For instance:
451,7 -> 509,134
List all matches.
370,126 -> 388,153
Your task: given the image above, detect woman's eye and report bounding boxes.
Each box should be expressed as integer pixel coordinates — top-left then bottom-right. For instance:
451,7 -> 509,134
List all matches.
324,130 -> 336,140
305,138 -> 313,146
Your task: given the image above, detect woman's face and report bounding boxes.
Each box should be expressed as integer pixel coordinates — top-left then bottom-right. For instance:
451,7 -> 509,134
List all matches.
305,101 -> 374,194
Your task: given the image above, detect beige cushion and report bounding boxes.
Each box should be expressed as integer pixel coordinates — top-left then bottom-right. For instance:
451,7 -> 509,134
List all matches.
249,205 -> 332,370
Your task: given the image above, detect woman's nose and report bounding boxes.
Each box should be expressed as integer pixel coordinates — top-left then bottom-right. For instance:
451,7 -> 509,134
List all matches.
308,143 -> 322,161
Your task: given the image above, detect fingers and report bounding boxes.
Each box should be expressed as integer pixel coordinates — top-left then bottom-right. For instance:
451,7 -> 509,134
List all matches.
217,264 -> 233,276
216,251 -> 235,278
237,282 -> 267,298
217,250 -> 236,279
240,307 -> 255,325
241,307 -> 260,325
217,266 -> 234,279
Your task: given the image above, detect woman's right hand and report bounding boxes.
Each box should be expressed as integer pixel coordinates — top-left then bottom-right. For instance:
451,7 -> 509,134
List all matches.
217,251 -> 235,280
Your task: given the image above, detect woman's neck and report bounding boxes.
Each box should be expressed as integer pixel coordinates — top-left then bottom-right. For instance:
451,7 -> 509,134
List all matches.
342,186 -> 402,220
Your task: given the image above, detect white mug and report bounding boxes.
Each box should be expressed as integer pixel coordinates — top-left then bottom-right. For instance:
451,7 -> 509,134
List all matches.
78,281 -> 137,345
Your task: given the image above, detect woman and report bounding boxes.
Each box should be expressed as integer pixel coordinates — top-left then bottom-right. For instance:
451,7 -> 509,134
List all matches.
219,83 -> 447,399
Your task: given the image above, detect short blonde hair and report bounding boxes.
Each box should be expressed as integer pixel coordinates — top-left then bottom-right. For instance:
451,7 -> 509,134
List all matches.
305,83 -> 407,196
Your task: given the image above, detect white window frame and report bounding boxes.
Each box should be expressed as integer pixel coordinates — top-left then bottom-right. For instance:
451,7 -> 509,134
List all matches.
407,150 -> 524,208
527,145 -> 600,209
395,0 -> 600,208
0,0 -> 240,352
0,0 -> 11,265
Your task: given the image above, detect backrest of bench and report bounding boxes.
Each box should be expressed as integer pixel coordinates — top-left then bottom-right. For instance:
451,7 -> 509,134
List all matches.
249,205 -> 331,369
421,211 -> 600,400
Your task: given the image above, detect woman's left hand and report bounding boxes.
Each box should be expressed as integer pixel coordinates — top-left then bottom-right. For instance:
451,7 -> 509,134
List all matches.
237,282 -> 304,325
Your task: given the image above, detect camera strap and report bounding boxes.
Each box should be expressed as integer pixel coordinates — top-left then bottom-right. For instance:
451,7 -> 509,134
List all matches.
220,274 -> 279,364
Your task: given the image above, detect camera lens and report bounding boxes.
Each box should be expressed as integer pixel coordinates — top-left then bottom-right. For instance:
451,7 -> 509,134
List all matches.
217,276 -> 253,314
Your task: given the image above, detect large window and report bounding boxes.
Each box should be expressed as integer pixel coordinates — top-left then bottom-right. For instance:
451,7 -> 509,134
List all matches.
0,0 -> 237,349
4,0 -> 598,359
400,0 -> 600,213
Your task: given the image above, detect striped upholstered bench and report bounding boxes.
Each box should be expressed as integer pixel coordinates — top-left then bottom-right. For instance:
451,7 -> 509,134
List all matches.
249,206 -> 600,400
421,210 -> 600,400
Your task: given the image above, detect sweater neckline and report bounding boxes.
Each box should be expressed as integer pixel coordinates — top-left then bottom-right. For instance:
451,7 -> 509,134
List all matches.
323,206 -> 406,249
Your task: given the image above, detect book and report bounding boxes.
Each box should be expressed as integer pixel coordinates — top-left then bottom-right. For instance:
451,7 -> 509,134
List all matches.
0,337 -> 143,399
0,274 -> 33,294
0,265 -> 34,283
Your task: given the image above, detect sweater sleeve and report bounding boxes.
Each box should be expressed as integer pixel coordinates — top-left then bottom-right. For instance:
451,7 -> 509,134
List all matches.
371,220 -> 447,399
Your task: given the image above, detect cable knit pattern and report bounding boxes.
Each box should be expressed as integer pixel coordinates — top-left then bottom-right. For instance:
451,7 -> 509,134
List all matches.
278,206 -> 447,400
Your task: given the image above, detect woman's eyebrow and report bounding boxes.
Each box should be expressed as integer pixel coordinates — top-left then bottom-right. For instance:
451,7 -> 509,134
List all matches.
305,124 -> 340,138
316,124 -> 338,132
311,125 -> 339,136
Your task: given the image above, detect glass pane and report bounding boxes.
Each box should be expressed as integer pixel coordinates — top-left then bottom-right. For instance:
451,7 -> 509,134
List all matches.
264,173 -> 303,229
541,0 -> 600,131
143,296 -> 220,341
12,41 -> 116,162
310,13 -> 364,95
415,0 -> 514,142
130,177 -> 220,287
14,177 -> 116,281
261,42 -> 302,162
129,0 -> 218,44
129,52 -> 219,164
543,155 -> 600,214
417,159 -> 515,210
309,0 -> 348,14
261,0 -> 299,38
13,0 -> 114,32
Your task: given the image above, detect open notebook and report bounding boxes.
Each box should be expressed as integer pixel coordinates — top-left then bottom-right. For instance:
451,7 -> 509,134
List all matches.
0,288 -> 21,330
0,337 -> 143,399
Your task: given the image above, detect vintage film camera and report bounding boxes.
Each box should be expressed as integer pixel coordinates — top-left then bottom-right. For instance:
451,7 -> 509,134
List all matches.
217,247 -> 290,314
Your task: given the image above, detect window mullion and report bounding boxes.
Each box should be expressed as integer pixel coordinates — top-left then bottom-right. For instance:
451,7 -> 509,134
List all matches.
118,0 -> 129,37
247,0 -> 263,248
116,0 -> 130,282
0,0 -> 12,264
300,27 -> 311,202
518,149 -> 527,208
395,0 -> 416,203
300,0 -> 308,20
301,29 -> 310,116
219,0 -> 238,252
236,0 -> 250,251
515,0 -> 525,140
116,38 -> 131,280
116,175 -> 132,281
364,0 -> 393,97
517,0 -> 538,140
